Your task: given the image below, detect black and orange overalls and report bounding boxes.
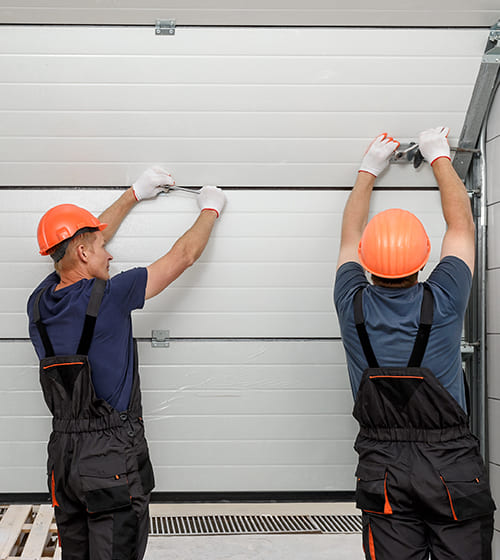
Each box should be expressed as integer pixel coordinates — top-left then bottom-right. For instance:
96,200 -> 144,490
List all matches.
33,279 -> 155,560
352,285 -> 495,560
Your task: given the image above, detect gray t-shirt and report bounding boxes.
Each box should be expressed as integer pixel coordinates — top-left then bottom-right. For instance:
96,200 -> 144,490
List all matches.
334,256 -> 472,412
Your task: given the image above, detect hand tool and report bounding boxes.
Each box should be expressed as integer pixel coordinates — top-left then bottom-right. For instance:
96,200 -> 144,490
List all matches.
160,185 -> 200,195
392,144 -> 481,169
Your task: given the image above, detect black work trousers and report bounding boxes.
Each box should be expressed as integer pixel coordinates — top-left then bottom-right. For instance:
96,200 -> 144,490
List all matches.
355,435 -> 495,560
362,510 -> 493,560
55,493 -> 150,560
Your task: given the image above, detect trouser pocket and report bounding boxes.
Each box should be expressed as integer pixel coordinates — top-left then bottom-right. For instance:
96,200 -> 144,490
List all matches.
137,452 -> 155,495
78,451 -> 131,514
355,462 -> 393,515
440,460 -> 496,521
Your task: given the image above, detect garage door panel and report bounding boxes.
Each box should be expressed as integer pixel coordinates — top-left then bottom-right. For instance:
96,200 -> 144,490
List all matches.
152,465 -> 356,492
0,340 -> 358,491
0,189 -> 445,338
1,111 -> 469,141
145,414 -> 358,442
0,22 -> 483,494
0,26 -> 487,55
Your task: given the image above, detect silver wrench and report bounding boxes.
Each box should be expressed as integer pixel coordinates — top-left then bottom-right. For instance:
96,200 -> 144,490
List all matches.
160,185 -> 200,195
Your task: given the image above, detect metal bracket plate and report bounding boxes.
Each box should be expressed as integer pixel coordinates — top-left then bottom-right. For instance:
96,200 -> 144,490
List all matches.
155,19 -> 176,36
152,330 -> 170,348
461,341 -> 478,355
483,45 -> 500,64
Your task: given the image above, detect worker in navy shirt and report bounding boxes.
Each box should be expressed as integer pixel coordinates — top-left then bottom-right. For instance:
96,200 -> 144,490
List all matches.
334,129 -> 494,559
27,167 -> 226,560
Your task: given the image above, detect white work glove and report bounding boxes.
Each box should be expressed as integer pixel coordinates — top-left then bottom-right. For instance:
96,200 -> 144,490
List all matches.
132,166 -> 175,201
359,133 -> 400,177
418,127 -> 451,166
197,185 -> 226,218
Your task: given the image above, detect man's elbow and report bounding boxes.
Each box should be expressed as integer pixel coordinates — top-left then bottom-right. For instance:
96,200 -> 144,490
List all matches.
449,213 -> 475,235
178,243 -> 201,270
460,218 -> 475,238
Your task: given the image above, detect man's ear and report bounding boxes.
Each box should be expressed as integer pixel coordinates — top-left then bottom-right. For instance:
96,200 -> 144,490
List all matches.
75,243 -> 89,263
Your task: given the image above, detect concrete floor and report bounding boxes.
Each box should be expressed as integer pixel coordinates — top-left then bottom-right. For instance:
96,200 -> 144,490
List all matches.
144,502 -> 365,560
145,533 -> 364,559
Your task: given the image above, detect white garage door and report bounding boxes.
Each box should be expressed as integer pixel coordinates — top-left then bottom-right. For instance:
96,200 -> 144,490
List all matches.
0,25 -> 486,493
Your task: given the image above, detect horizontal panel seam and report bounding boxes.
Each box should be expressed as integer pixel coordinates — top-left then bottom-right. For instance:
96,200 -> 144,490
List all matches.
0,337 -> 343,342
0,186 -> 439,191
0,23 -> 493,30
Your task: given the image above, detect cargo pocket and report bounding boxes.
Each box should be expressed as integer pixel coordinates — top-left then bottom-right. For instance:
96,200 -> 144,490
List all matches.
355,463 -> 393,515
440,461 -> 496,521
79,452 -> 131,514
137,452 -> 155,495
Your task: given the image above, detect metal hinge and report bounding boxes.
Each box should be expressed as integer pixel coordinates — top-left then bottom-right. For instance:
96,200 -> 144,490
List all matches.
484,20 -> 500,63
151,330 -> 170,348
155,19 -> 176,36
461,341 -> 479,355
488,20 -> 500,43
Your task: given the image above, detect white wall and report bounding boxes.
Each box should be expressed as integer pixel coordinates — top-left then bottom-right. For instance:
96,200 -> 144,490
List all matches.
486,83 -> 500,558
0,25 -> 487,494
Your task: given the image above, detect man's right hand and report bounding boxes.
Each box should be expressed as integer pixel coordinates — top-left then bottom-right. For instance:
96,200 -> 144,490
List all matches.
197,185 -> 226,218
418,127 -> 451,166
132,166 -> 175,201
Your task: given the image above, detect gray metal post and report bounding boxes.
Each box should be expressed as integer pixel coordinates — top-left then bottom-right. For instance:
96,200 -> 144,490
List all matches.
458,21 -> 499,458
453,21 -> 500,181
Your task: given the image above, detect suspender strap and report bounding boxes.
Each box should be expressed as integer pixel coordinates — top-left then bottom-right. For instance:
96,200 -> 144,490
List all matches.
407,284 -> 434,367
353,284 -> 434,368
77,279 -> 106,355
33,288 -> 55,357
33,278 -> 106,358
353,287 -> 379,368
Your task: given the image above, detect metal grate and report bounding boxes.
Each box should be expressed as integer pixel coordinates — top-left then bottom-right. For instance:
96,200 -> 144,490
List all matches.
309,514 -> 362,534
149,514 -> 362,536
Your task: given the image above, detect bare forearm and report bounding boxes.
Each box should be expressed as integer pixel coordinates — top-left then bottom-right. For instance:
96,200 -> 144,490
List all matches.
145,209 -> 218,299
432,159 -> 473,229
336,172 -> 376,269
174,210 -> 218,264
98,187 -> 138,243
341,172 -> 377,241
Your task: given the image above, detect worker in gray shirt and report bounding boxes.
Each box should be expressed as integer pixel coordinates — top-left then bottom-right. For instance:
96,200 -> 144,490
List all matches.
334,128 -> 495,559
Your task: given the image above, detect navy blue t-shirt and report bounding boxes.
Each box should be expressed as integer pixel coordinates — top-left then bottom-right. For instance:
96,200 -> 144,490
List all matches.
27,268 -> 148,412
334,256 -> 471,412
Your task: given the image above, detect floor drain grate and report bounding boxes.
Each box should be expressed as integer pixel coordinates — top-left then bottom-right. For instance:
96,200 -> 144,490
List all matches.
309,514 -> 362,534
149,514 -> 362,536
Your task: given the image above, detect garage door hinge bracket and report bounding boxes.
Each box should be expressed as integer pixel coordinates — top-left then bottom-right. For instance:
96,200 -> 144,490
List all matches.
461,341 -> 479,355
152,330 -> 170,348
487,21 -> 500,47
155,19 -> 176,36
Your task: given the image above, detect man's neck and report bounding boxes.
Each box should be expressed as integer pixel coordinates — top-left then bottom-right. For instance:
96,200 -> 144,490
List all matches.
55,267 -> 93,291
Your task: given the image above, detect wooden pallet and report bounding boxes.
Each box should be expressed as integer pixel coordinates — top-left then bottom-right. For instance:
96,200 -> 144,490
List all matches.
0,505 -> 60,559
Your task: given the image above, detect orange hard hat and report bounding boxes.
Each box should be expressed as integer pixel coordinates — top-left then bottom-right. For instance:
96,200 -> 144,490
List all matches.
37,204 -> 107,256
358,208 -> 431,279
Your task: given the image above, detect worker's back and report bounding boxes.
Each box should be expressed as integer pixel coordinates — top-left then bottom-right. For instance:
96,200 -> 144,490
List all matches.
334,255 -> 471,412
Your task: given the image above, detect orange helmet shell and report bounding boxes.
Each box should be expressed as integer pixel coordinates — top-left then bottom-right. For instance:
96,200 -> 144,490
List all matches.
37,204 -> 107,255
358,209 -> 431,279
